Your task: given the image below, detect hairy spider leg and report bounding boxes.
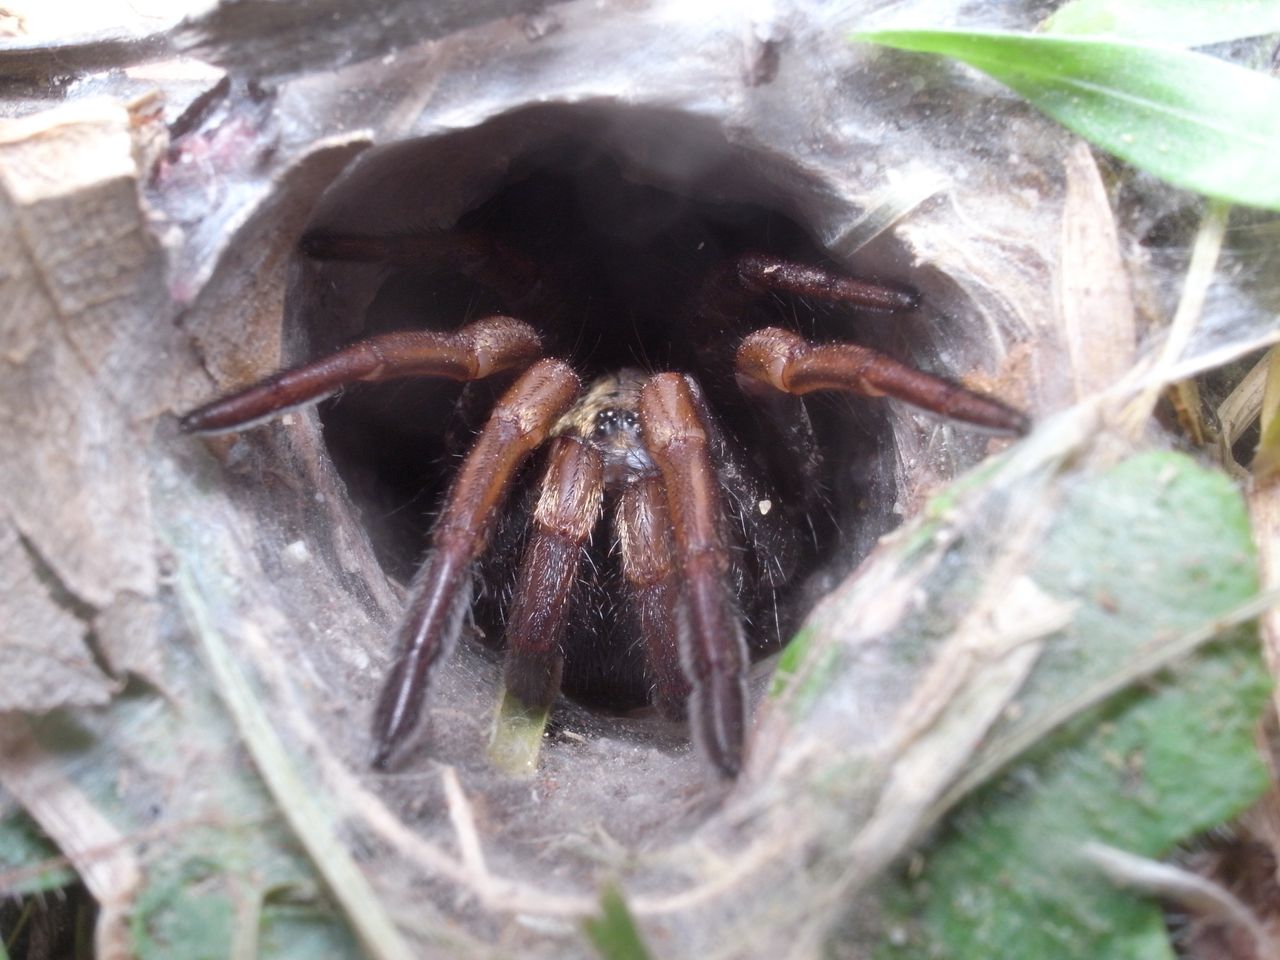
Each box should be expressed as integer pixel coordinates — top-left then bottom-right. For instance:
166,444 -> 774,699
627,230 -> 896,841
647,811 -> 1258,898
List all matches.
689,393 -> 805,608
616,474 -> 689,720
731,252 -> 922,313
372,360 -> 580,768
301,228 -> 546,316
639,373 -> 749,779
179,317 -> 543,435
692,252 -> 921,338
501,435 -> 605,712
300,230 -> 464,264
735,327 -> 1030,436
691,252 -> 921,510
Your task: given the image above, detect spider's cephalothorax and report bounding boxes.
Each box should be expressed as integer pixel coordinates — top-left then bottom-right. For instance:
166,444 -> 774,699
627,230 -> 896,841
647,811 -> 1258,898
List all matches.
180,162 -> 1028,779
555,369 -> 654,487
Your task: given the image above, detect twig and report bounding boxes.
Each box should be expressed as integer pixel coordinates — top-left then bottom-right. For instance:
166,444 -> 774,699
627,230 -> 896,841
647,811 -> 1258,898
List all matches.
441,766 -> 489,880
1121,199 -> 1231,435
0,716 -> 141,960
1083,841 -> 1277,960
937,586 -> 1280,813
177,575 -> 417,960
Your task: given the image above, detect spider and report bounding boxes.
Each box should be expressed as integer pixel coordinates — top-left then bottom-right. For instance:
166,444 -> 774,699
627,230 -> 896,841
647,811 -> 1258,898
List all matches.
180,153 -> 1027,779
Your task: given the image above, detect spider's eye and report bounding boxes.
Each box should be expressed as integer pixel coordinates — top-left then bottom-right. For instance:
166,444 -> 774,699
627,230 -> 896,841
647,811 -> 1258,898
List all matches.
593,407 -> 641,439
594,408 -> 619,436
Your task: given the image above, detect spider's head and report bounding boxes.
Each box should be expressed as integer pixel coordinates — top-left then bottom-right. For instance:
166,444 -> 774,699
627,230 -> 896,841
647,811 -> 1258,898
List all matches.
553,367 -> 657,489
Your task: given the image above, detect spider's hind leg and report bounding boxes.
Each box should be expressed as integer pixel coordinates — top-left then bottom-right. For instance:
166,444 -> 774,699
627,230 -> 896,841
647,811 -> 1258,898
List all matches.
300,228 -> 544,315
692,251 -> 921,335
730,251 -> 921,313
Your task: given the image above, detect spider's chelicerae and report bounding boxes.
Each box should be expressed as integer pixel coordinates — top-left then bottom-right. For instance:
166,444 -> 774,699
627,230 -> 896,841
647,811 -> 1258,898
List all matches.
181,154 -> 1027,779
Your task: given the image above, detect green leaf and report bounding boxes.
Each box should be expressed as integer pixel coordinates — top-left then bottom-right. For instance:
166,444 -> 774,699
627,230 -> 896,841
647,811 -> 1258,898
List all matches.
874,453 -> 1271,959
1044,0 -> 1280,47
583,885 -> 652,960
879,637 -> 1268,958
853,29 -> 1280,209
9,644 -> 366,960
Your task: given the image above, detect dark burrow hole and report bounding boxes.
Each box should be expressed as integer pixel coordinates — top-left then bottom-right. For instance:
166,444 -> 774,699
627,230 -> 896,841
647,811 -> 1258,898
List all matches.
290,112 -> 918,713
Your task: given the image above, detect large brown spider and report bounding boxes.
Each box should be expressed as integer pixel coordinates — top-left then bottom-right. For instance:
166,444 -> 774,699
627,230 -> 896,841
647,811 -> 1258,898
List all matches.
180,153 -> 1027,779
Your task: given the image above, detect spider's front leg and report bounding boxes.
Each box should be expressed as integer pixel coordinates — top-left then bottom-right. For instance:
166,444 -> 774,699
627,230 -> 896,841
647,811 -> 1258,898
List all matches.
639,374 -> 748,778
501,435 -> 604,714
372,360 -> 580,768
616,474 -> 688,721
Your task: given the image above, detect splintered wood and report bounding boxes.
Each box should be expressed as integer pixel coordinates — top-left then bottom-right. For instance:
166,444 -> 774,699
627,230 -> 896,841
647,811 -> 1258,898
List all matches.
0,101 -> 176,705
